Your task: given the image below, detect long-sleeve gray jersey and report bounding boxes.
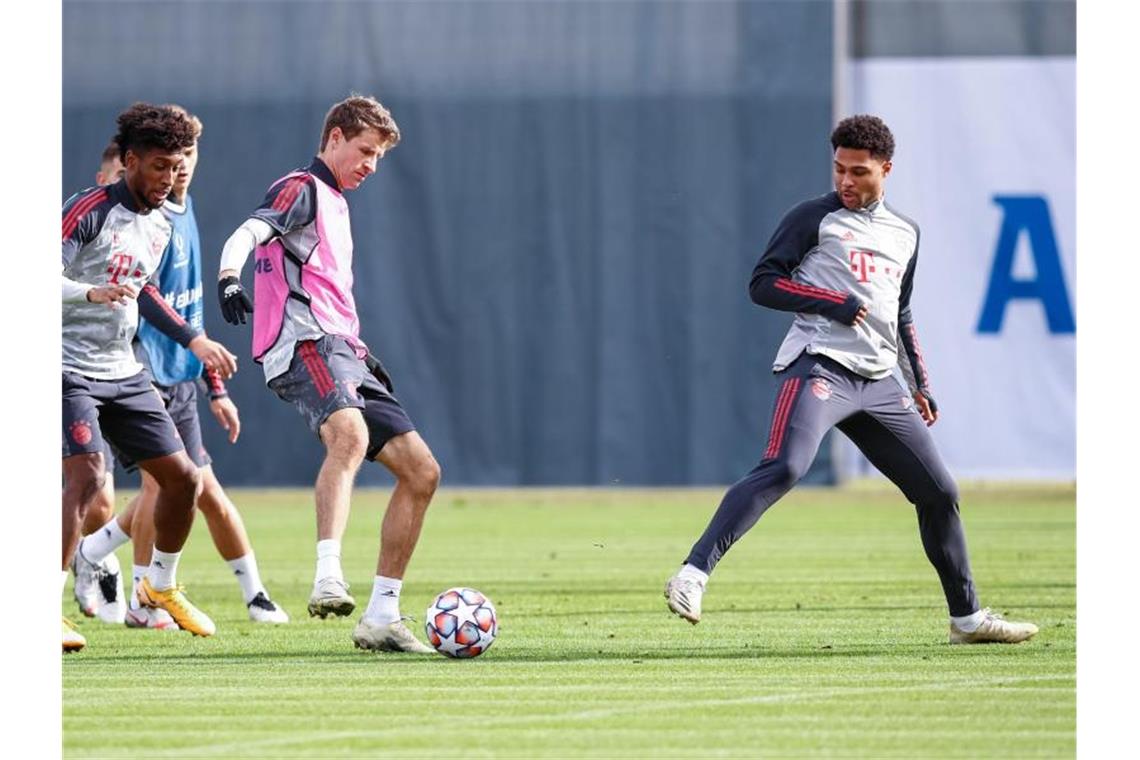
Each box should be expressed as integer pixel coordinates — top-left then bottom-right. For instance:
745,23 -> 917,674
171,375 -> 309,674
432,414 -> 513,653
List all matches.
749,191 -> 931,391
62,180 -> 198,380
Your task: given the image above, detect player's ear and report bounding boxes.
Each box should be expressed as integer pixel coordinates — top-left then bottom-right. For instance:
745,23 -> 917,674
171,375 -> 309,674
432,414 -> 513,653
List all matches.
880,159 -> 892,178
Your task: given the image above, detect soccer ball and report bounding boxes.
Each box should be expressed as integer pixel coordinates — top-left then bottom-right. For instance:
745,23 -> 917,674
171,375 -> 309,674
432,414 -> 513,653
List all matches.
424,587 -> 498,658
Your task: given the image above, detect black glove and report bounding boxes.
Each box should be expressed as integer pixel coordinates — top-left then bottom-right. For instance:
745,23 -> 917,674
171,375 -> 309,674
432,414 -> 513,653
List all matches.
918,388 -> 938,414
365,352 -> 395,394
218,276 -> 253,325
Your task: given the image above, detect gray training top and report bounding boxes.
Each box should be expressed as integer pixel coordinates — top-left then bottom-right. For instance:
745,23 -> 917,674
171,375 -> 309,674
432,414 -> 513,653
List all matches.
62,180 -> 194,380
748,191 -> 930,392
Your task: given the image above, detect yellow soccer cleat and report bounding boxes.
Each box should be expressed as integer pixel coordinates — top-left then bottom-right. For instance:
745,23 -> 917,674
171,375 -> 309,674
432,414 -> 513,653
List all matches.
62,617 -> 86,653
136,577 -> 216,637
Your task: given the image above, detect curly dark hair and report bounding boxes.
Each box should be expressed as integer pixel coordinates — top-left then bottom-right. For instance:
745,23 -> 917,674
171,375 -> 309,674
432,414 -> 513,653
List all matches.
113,102 -> 198,161
830,115 -> 895,161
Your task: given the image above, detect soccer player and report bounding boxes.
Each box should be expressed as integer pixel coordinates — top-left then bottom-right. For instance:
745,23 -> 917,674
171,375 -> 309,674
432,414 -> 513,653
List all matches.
664,115 -> 1039,645
217,95 -> 440,653
63,103 -> 238,651
70,141 -> 130,625
74,107 -> 289,628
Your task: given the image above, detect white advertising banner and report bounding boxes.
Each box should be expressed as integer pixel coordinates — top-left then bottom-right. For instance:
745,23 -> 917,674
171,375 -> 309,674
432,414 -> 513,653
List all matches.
846,58 -> 1075,479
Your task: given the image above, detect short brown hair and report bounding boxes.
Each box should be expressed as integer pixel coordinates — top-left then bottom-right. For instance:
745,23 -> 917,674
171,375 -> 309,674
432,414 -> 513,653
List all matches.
162,103 -> 203,141
320,94 -> 400,151
113,102 -> 197,161
100,140 -> 120,165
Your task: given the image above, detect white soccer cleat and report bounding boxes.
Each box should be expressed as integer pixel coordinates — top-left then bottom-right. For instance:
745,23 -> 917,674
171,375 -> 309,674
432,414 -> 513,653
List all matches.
664,573 -> 705,624
70,550 -> 100,617
93,553 -> 126,624
352,617 -> 435,654
124,605 -> 178,630
308,577 -> 355,619
949,608 -> 1039,644
247,591 -> 290,624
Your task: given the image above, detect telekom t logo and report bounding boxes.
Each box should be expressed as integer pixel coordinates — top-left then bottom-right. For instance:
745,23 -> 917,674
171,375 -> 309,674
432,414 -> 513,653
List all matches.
849,249 -> 876,283
107,253 -> 134,284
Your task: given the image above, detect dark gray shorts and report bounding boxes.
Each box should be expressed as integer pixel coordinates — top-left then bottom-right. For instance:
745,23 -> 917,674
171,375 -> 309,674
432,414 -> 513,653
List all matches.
268,335 -> 416,460
62,370 -> 184,465
114,380 -> 211,473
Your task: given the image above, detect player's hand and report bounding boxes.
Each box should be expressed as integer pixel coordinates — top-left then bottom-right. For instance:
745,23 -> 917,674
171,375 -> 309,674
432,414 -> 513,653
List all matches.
87,283 -> 138,308
852,304 -> 869,327
914,389 -> 939,426
365,352 -> 395,394
209,396 -> 241,444
189,335 -> 238,380
218,275 -> 253,325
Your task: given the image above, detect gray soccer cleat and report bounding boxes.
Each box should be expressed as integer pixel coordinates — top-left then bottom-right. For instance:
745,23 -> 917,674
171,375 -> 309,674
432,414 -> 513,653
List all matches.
352,617 -> 435,654
664,573 -> 705,624
70,549 -> 100,618
949,608 -> 1039,644
308,577 -> 355,619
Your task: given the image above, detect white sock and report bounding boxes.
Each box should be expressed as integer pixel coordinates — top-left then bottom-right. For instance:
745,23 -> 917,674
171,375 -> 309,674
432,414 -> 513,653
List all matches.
79,517 -> 130,564
363,575 -> 402,625
315,539 -> 343,583
951,609 -> 986,632
227,553 -> 265,604
130,564 -> 147,610
677,563 -> 709,586
147,549 -> 181,591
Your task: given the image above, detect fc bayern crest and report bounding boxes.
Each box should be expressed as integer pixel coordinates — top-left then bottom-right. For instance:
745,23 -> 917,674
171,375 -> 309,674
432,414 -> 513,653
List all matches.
811,378 -> 832,401
69,420 -> 93,446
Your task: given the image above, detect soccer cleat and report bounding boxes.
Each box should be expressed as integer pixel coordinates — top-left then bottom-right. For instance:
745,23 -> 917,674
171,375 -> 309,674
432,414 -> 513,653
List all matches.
62,617 -> 86,653
124,605 -> 178,630
70,549 -> 100,617
93,553 -> 126,624
136,577 -> 216,637
352,617 -> 435,654
664,573 -> 705,624
247,591 -> 290,624
949,608 -> 1039,645
308,577 -> 355,619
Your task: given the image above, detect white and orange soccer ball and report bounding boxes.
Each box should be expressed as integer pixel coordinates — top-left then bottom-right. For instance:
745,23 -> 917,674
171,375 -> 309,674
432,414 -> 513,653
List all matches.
424,587 -> 498,658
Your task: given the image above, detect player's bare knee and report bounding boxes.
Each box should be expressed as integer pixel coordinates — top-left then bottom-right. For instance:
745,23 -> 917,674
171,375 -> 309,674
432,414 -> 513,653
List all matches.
321,411 -> 369,463
405,455 -> 441,501
66,454 -> 107,506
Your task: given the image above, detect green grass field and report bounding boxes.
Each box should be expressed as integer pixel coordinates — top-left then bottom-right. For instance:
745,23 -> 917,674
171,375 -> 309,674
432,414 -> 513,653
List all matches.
62,484 -> 1075,758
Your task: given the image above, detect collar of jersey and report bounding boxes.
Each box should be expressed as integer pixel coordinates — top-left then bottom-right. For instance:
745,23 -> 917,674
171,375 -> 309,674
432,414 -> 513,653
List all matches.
308,157 -> 341,192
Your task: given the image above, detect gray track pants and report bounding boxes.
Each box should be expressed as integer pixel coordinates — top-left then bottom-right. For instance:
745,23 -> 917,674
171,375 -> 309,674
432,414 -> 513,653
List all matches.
685,352 -> 979,616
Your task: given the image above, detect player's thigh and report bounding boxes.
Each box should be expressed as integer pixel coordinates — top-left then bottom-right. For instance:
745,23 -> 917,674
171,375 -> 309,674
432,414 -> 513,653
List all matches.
358,371 -> 418,463
164,381 -> 211,468
269,336 -> 369,439
761,354 -> 856,470
98,371 -> 185,467
375,430 -> 439,486
838,408 -> 957,504
62,372 -> 108,459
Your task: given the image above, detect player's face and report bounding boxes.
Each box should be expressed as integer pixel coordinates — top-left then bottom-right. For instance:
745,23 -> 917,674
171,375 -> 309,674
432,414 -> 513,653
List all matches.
327,127 -> 390,191
125,147 -> 185,210
95,156 -> 125,187
172,142 -> 199,200
833,147 -> 891,210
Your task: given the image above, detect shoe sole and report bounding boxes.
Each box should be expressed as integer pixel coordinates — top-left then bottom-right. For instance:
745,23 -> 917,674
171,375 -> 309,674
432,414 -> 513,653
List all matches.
353,637 -> 434,654
63,642 -> 85,653
308,598 -> 356,619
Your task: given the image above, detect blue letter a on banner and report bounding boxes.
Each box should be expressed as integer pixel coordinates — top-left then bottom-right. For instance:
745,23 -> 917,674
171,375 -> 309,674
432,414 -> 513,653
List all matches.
977,195 -> 1075,334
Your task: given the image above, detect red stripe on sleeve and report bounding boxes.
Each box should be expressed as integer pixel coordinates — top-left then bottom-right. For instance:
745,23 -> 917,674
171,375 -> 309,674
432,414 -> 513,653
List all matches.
62,189 -> 109,241
774,279 -> 847,305
141,283 -> 188,326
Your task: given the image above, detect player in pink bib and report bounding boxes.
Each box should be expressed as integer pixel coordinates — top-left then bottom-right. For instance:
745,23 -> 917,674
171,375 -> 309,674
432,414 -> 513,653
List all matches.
217,95 -> 439,654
